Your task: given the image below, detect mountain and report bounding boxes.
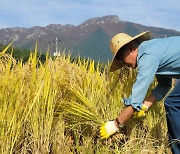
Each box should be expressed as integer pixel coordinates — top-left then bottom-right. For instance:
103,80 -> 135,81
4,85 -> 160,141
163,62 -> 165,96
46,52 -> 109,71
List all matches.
0,15 -> 180,62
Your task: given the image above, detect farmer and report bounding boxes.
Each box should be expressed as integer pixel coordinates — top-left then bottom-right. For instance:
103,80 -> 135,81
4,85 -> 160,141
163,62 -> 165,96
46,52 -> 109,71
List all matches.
100,31 -> 180,153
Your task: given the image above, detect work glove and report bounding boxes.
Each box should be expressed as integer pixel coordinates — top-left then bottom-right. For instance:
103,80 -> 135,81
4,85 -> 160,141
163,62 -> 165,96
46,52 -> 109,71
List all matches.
133,104 -> 149,118
100,120 -> 119,139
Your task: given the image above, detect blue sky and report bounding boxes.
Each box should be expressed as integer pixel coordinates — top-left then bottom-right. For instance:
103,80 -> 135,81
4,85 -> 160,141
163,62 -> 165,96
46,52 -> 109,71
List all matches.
0,0 -> 180,31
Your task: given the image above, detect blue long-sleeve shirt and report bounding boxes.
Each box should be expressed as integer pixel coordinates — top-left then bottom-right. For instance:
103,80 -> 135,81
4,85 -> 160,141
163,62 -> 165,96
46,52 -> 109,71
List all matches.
123,36 -> 180,111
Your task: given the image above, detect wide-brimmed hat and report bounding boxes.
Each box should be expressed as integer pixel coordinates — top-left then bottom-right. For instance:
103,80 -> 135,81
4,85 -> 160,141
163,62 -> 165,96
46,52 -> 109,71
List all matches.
109,31 -> 151,72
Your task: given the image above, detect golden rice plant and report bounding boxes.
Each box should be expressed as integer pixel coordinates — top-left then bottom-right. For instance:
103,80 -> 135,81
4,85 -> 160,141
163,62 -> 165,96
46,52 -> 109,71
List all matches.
0,42 -> 171,153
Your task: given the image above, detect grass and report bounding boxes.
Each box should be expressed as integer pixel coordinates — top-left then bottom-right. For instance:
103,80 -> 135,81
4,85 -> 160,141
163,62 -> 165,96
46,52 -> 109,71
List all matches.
0,42 -> 171,153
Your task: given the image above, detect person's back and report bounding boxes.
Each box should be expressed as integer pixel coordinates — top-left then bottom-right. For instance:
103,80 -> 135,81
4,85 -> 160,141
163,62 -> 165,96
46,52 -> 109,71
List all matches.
138,36 -> 180,78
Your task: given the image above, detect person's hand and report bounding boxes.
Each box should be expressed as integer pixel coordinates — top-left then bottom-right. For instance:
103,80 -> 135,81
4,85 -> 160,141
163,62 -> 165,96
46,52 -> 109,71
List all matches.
133,104 -> 149,118
133,110 -> 147,117
100,120 -> 119,139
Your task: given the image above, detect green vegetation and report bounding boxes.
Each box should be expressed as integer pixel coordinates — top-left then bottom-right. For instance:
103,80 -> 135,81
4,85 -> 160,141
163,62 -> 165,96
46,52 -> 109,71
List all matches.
0,43 -> 171,153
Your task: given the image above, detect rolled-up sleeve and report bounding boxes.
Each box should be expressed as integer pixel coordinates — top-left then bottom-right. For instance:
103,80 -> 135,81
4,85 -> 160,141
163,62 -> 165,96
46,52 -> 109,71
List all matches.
152,76 -> 172,101
123,54 -> 159,111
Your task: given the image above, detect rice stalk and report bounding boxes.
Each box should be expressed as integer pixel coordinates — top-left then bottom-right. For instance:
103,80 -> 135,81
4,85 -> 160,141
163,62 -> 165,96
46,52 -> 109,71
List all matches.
64,86 -> 103,125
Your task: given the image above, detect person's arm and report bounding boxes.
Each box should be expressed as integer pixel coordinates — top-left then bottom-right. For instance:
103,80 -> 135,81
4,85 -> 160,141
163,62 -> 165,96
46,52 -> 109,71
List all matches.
114,106 -> 134,127
143,93 -> 157,108
100,93 -> 157,139
114,76 -> 172,127
100,94 -> 157,139
114,94 -> 157,127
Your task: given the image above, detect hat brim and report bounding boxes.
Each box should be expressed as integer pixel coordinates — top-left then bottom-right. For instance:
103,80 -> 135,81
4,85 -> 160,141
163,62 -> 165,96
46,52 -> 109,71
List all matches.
109,31 -> 151,72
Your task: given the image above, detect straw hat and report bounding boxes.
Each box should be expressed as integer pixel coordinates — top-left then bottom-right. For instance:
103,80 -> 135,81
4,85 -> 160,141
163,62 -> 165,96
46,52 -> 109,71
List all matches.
109,31 -> 151,72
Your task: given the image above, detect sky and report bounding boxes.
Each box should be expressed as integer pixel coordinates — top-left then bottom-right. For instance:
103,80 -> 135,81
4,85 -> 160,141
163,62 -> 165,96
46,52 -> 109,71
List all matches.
0,0 -> 180,31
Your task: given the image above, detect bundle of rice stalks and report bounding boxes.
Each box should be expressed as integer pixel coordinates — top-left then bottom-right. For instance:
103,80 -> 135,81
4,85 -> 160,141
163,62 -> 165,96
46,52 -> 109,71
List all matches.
63,86 -> 103,126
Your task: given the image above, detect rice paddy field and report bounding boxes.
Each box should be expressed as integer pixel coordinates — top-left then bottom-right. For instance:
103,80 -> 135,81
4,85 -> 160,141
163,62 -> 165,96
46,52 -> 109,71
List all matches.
0,43 -> 172,154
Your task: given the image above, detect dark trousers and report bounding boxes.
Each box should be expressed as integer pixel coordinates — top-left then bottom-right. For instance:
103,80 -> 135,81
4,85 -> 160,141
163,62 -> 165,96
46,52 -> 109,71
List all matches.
164,79 -> 180,154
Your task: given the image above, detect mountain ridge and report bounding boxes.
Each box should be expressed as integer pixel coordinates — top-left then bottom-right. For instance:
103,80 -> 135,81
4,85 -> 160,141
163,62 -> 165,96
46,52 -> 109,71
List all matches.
0,15 -> 180,62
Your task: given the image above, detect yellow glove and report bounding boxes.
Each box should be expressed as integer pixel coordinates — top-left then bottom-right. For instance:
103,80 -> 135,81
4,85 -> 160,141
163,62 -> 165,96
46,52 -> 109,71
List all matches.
133,104 -> 149,118
100,121 -> 119,139
133,110 -> 146,117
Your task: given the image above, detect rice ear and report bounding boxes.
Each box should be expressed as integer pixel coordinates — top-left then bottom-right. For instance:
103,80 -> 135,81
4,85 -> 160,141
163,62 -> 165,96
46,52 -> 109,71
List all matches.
0,40 -> 14,56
